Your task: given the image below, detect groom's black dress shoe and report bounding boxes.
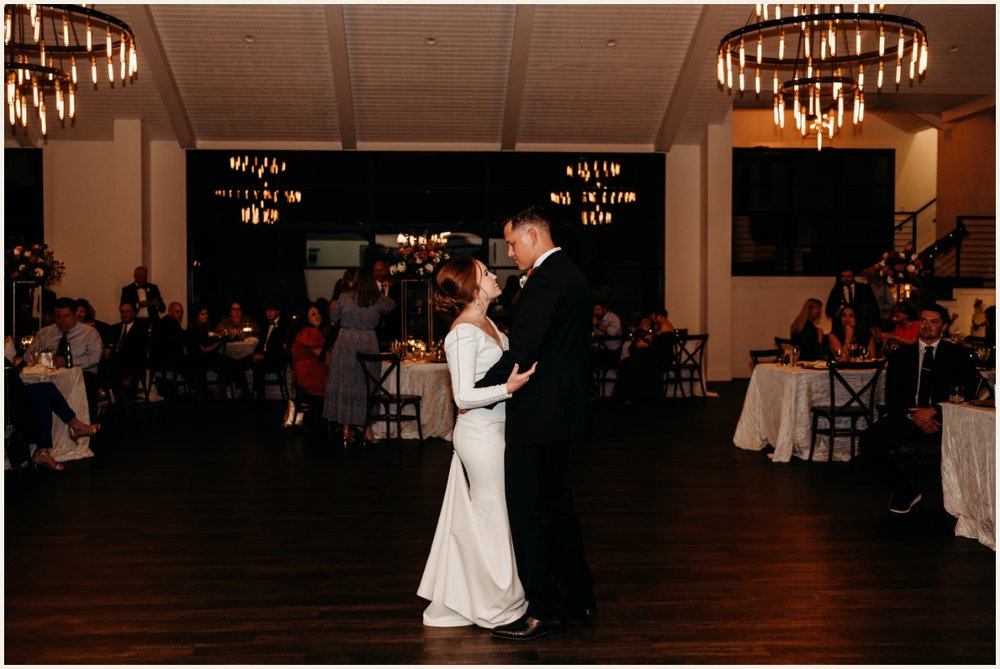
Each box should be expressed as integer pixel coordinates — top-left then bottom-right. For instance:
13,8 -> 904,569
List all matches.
490,614 -> 567,640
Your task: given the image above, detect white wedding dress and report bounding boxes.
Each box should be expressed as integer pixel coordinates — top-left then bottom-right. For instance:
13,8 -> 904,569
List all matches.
417,320 -> 527,628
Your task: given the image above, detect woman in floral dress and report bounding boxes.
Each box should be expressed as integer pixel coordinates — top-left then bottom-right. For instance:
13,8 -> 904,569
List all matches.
322,264 -> 395,445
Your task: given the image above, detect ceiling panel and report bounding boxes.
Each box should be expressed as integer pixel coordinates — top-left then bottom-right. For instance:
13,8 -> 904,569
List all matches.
6,4 -> 994,149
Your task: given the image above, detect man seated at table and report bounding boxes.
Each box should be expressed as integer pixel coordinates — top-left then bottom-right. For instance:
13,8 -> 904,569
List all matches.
592,301 -> 623,372
25,296 -> 104,421
104,302 -> 150,407
859,303 -> 980,514
148,301 -> 190,398
250,302 -> 289,400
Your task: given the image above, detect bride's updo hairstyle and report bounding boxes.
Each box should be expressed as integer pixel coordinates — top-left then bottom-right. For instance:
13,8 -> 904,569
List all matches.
434,257 -> 479,322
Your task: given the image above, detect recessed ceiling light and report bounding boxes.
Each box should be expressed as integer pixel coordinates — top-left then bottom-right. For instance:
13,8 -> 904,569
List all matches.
243,34 -> 256,44
605,39 -> 618,48
424,37 -> 437,46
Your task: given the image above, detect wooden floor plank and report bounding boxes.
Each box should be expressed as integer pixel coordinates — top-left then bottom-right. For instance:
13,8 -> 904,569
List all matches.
5,381 -> 994,664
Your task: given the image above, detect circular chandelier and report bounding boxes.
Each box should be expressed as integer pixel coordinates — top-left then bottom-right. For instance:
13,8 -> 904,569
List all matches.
214,155 -> 303,225
549,159 -> 636,226
4,4 -> 138,137
718,4 -> 929,150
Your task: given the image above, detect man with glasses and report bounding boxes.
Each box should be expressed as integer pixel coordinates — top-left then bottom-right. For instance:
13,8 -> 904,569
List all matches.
859,303 -> 980,514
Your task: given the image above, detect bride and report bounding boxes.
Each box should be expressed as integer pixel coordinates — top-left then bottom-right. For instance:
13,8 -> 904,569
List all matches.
417,257 -> 536,628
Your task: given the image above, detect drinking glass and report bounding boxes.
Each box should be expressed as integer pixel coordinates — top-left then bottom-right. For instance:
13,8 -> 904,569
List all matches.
790,345 -> 800,366
949,385 -> 965,404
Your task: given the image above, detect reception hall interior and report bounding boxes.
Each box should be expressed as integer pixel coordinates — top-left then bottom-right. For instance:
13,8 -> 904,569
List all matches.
4,3 -> 995,664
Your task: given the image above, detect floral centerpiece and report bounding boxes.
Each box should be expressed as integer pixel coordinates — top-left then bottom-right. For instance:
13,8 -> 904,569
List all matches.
6,243 -> 66,288
876,245 -> 925,286
389,232 -> 451,279
871,245 -> 925,303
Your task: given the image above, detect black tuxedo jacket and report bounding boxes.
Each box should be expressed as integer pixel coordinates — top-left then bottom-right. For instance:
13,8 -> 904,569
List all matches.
107,320 -> 149,374
254,317 -> 290,362
884,339 -> 979,419
121,282 -> 166,320
478,250 -> 591,445
825,280 -> 878,321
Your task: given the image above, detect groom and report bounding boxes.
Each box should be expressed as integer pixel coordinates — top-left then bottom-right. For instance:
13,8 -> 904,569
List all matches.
476,206 -> 595,640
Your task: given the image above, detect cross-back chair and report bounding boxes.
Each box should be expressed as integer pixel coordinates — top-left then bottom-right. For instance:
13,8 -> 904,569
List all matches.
357,352 -> 424,447
749,347 -> 783,367
666,333 -> 709,398
809,359 -> 886,462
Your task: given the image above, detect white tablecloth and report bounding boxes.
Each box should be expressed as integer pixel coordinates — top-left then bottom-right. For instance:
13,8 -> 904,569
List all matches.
372,360 -> 454,441
223,338 -> 257,360
941,402 -> 996,550
733,363 -> 886,462
19,366 -> 93,462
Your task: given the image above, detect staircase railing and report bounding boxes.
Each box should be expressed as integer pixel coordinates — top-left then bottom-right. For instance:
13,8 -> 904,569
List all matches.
920,215 -> 995,287
894,198 -> 936,250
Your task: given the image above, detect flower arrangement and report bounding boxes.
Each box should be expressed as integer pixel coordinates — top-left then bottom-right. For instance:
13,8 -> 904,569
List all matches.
876,245 -> 925,286
389,232 -> 451,279
6,243 -> 66,288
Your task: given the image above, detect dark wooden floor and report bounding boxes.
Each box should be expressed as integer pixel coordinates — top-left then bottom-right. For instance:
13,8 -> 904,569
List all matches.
5,381 -> 995,664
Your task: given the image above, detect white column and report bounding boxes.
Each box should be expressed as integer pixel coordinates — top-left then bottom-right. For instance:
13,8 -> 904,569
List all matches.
705,110 -> 733,381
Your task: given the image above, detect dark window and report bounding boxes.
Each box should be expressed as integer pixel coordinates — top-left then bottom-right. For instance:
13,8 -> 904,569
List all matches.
732,148 -> 894,276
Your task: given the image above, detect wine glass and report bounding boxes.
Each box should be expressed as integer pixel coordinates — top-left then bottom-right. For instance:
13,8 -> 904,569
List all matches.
790,345 -> 800,366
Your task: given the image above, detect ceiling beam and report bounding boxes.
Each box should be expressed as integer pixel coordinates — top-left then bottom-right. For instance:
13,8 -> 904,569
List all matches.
500,5 -> 535,151
654,4 -> 725,152
127,6 -> 196,148
326,5 -> 357,150
911,113 -> 943,130
942,95 -> 995,124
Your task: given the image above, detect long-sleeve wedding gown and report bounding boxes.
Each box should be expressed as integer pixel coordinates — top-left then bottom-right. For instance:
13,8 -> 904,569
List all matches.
416,321 -> 527,628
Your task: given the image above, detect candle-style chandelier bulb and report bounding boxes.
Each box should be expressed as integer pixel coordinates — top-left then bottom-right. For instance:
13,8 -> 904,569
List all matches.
5,4 -> 138,137
717,4 -> 929,150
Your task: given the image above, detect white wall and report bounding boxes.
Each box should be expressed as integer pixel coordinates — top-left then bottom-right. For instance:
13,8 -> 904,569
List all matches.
37,129 -> 187,328
731,277 -> 836,378
148,140 -> 188,326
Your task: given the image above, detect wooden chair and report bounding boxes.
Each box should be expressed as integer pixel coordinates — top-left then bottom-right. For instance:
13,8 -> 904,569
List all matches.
592,334 -> 626,398
357,352 -> 424,446
666,333 -> 709,398
749,347 -> 783,367
809,359 -> 885,462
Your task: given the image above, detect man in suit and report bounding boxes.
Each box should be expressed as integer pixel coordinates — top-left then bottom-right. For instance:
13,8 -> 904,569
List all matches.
825,267 -> 879,324
250,302 -> 289,400
104,301 -> 150,406
121,266 -> 166,322
476,205 -> 595,640
373,259 -> 401,348
859,303 -> 980,514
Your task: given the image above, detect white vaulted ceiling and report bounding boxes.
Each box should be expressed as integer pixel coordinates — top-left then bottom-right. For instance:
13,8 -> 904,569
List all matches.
15,3 -> 997,150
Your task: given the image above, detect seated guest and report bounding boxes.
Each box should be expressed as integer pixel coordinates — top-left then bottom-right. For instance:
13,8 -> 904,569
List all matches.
859,303 -> 981,513
876,303 -> 919,354
290,302 -> 330,398
187,305 -> 224,398
26,296 -> 103,421
75,298 -> 112,345
250,302 -> 289,400
5,358 -> 101,472
148,301 -> 189,397
826,305 -> 876,362
612,308 -> 676,404
592,301 -> 623,371
214,301 -> 259,338
104,302 -> 150,405
24,379 -> 101,471
789,298 -> 825,361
